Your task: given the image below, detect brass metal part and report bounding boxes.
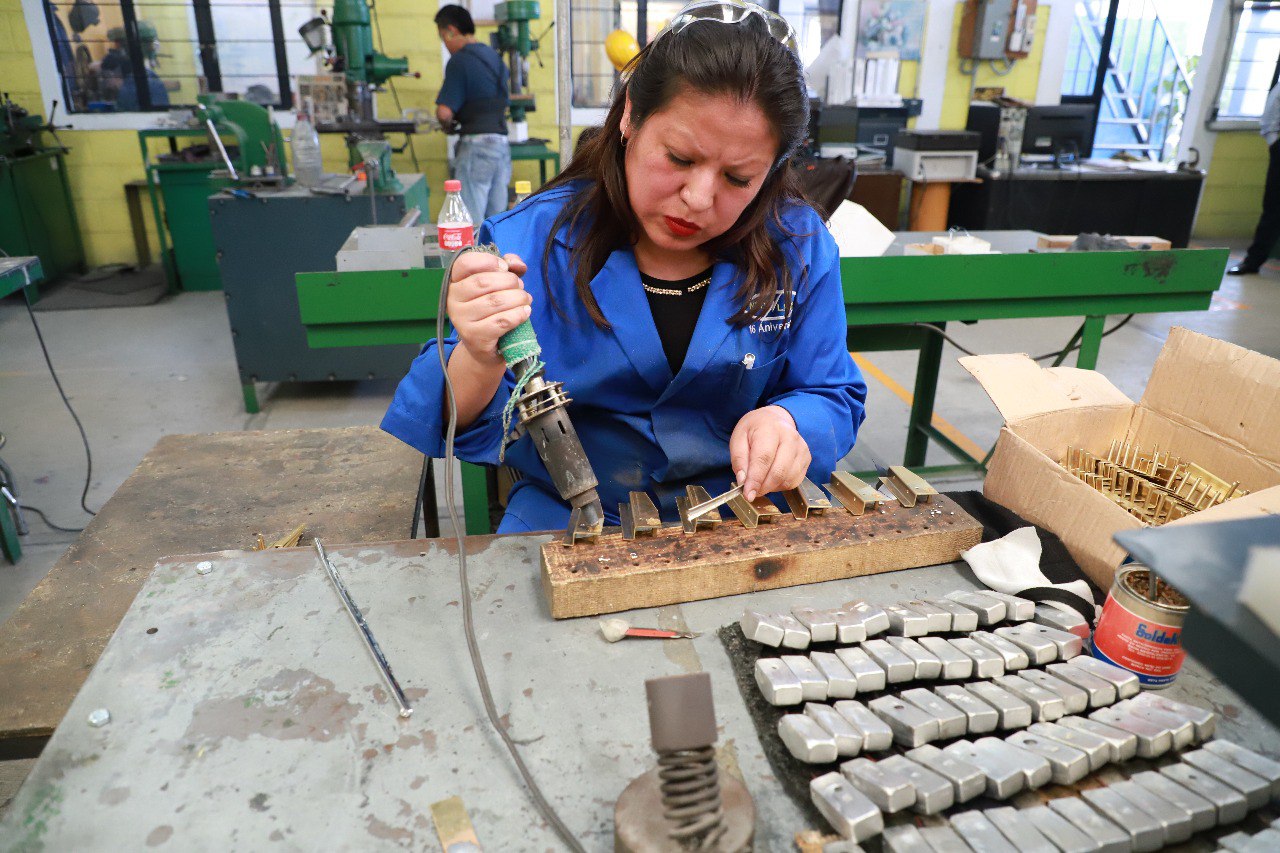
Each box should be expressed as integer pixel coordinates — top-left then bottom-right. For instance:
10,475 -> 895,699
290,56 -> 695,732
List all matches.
684,484 -> 738,523
826,471 -> 881,516
879,466 -> 937,508
750,495 -> 783,522
620,491 -> 661,540
677,486 -> 724,534
783,478 -> 831,519
563,505 -> 604,546
725,492 -> 761,528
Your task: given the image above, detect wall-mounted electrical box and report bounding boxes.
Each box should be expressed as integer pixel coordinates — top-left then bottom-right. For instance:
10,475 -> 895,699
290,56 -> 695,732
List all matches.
959,0 -> 1015,60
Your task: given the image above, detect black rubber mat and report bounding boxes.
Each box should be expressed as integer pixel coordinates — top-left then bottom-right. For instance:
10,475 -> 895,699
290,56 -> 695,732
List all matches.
717,490 -> 1101,829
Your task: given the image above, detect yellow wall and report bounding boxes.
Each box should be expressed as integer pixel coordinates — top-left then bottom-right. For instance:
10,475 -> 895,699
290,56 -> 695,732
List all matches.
1195,132 -> 1268,239
1,0 -> 41,107
3,0 -> 561,266
936,5 -> 1052,129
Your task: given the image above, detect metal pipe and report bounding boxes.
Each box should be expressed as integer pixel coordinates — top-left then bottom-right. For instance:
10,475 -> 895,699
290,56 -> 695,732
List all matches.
555,0 -> 572,166
199,105 -> 240,181
399,207 -> 421,227
314,539 -> 412,718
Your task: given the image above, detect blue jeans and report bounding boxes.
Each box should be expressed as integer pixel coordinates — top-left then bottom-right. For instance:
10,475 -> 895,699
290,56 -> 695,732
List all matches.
453,134 -> 512,224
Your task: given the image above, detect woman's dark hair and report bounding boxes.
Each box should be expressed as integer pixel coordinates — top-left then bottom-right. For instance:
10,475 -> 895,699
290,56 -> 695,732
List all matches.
541,16 -> 810,328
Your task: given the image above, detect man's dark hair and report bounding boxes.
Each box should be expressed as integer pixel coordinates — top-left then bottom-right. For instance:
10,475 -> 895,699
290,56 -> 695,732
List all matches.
541,17 -> 811,329
434,5 -> 475,35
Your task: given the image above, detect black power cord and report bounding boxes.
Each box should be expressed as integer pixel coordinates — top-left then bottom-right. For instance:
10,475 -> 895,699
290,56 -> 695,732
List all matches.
1,245 -> 97,529
907,315 -> 1136,363
22,297 -> 97,518
437,247 -> 586,852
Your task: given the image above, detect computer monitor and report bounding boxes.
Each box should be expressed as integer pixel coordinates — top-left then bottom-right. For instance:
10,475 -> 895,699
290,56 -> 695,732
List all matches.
817,104 -> 859,154
1021,104 -> 1096,163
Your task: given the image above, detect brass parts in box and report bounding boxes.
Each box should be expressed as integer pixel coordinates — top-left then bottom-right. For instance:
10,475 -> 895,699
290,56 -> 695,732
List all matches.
1062,441 -> 1246,526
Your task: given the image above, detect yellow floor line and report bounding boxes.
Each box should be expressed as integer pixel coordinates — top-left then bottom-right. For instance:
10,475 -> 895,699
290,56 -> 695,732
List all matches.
851,352 -> 988,463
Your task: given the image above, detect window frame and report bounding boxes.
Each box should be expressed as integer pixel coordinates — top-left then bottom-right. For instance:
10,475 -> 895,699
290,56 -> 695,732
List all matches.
24,0 -> 300,127
567,0 -> 851,125
1208,0 -> 1280,129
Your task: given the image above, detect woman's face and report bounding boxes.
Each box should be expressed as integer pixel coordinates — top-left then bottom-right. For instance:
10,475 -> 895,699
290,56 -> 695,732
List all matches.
622,89 -> 779,256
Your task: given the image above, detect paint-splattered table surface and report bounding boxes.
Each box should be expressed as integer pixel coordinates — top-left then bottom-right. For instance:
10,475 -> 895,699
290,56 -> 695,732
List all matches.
0,427 -> 423,759
4,536 -> 1276,850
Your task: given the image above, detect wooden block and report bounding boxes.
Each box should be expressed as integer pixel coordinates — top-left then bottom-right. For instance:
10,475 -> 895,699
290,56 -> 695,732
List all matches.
540,493 -> 982,619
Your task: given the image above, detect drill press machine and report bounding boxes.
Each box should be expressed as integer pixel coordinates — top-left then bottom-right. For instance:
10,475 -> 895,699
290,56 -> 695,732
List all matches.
491,1 -> 548,143
299,0 -> 420,192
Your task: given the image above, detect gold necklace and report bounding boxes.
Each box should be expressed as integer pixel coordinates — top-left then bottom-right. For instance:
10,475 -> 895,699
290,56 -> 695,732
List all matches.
641,276 -> 712,297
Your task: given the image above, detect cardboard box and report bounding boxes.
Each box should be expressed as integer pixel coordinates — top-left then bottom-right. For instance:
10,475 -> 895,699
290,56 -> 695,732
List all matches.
961,328 -> 1280,587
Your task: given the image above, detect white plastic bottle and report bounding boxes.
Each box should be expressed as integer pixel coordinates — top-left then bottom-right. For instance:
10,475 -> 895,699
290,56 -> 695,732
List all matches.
290,112 -> 322,187
437,179 -> 474,251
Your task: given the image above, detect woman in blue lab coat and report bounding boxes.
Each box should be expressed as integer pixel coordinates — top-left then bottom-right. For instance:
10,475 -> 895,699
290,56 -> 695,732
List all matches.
382,0 -> 868,533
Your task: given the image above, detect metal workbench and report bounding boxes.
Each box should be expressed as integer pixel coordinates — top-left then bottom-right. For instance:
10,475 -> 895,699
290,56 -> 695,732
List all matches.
3,534 -> 1276,849
296,231 -> 1229,532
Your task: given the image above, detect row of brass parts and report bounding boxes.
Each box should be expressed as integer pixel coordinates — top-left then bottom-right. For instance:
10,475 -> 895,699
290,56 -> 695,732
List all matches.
610,467 -> 939,541
1062,440 -> 1246,526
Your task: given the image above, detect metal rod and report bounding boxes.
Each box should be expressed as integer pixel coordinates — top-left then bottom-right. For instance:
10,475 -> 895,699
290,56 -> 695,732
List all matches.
199,105 -> 240,181
685,483 -> 743,521
314,539 -> 412,718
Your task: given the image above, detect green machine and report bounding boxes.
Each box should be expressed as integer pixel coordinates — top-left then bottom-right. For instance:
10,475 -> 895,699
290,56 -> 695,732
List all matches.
141,97 -> 290,291
493,1 -> 544,132
299,0 -> 418,193
0,96 -> 84,294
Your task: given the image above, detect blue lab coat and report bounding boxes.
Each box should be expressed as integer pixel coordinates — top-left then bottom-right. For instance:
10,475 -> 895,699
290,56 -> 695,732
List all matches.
382,182 -> 867,533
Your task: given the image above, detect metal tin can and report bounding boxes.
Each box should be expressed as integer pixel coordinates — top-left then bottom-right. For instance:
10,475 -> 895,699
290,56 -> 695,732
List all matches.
1090,564 -> 1188,689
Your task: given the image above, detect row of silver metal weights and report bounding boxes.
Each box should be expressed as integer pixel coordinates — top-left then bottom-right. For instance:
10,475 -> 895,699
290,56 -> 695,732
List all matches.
756,620 -> 1090,708
1217,816 -> 1280,852
775,655 -> 1159,764
815,730 -> 1279,849
741,590 -> 1090,650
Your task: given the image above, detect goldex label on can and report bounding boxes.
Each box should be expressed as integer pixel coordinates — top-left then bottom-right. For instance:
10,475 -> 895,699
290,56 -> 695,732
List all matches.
1091,566 -> 1186,688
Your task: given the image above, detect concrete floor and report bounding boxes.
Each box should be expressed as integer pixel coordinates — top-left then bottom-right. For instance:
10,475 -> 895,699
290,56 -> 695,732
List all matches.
0,239 -> 1275,815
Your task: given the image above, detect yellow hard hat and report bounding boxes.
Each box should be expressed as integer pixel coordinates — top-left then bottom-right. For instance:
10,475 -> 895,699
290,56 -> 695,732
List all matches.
605,29 -> 640,72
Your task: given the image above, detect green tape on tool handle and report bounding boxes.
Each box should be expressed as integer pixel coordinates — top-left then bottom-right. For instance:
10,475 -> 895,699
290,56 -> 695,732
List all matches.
475,244 -> 544,461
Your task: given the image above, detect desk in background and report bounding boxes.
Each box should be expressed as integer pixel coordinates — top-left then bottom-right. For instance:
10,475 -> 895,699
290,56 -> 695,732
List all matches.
950,165 -> 1206,247
509,140 -> 560,187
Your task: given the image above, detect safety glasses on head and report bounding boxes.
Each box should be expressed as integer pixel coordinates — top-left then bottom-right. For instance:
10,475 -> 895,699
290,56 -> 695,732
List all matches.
658,0 -> 800,55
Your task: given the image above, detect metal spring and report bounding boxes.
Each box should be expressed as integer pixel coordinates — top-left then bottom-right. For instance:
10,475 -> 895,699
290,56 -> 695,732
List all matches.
657,746 -> 727,850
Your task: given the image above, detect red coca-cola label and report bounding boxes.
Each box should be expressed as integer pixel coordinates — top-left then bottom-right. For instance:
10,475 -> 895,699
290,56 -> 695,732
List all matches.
438,224 -> 474,251
1091,591 -> 1184,686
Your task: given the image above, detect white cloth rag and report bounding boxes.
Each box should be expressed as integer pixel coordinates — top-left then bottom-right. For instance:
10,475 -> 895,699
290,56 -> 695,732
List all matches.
960,527 -> 1098,618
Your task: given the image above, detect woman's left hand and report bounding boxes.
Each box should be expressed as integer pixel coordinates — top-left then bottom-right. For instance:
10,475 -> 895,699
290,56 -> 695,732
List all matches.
730,405 -> 812,502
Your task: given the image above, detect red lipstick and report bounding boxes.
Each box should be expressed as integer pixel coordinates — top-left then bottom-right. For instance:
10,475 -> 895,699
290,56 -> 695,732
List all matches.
664,216 -> 701,238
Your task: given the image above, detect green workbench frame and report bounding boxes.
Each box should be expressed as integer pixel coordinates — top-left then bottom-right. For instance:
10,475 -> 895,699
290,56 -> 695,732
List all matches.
1,256 -> 46,562
297,242 -> 1228,534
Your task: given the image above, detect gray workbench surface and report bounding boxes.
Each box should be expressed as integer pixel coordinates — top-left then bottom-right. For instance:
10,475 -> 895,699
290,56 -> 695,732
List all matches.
4,535 -> 1276,851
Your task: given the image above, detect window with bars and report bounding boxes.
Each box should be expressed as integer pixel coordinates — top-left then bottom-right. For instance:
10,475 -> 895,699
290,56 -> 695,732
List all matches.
570,0 -> 841,109
41,0 -> 321,114
1214,0 -> 1280,121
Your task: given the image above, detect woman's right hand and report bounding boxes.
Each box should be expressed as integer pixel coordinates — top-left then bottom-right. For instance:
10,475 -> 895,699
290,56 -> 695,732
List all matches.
446,251 -> 532,368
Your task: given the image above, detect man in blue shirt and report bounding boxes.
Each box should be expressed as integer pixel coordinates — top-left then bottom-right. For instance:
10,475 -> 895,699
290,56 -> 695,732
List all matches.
435,5 -> 512,223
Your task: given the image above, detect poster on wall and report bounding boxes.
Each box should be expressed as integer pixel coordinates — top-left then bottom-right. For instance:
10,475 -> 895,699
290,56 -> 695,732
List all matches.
857,0 -> 927,61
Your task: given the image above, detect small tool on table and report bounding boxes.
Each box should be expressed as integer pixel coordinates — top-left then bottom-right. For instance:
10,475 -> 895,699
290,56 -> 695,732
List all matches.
599,618 -> 699,642
314,539 -> 412,718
